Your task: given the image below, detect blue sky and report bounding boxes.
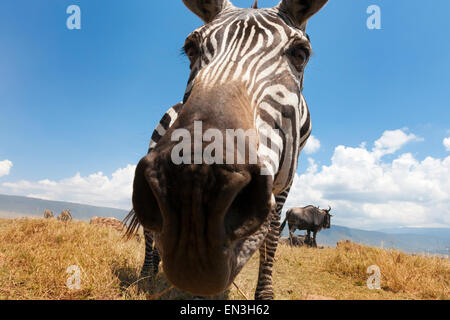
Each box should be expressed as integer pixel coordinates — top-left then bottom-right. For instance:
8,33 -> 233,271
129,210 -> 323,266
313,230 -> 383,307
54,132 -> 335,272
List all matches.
1,1 -> 449,229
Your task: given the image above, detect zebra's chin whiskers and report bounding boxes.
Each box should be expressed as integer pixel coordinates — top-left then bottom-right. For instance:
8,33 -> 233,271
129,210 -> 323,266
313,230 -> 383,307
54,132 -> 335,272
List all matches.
232,213 -> 272,278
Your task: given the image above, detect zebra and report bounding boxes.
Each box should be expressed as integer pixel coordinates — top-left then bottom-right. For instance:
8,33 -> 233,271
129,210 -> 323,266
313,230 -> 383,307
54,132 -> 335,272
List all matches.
58,210 -> 72,222
43,210 -> 54,219
125,0 -> 328,300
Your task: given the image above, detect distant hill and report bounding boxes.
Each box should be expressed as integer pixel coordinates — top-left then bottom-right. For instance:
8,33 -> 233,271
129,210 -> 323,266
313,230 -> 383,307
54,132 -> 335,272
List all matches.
0,194 -> 128,221
282,225 -> 450,255
378,227 -> 450,242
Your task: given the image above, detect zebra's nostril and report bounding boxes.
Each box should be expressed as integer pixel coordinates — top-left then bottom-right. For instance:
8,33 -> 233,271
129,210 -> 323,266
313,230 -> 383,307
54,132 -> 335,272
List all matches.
131,156 -> 163,233
225,168 -> 273,241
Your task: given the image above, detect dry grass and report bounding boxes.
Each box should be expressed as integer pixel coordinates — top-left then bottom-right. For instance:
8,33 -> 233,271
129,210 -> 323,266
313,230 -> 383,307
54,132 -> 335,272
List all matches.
324,241 -> 450,300
0,218 -> 147,300
0,218 -> 448,300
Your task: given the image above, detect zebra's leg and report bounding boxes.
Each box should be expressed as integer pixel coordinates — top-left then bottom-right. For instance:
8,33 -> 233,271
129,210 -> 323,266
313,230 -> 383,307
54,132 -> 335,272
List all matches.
140,230 -> 160,280
255,190 -> 289,300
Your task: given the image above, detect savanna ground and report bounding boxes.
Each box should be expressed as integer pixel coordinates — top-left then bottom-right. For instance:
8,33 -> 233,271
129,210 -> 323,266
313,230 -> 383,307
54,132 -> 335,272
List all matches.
0,218 -> 448,300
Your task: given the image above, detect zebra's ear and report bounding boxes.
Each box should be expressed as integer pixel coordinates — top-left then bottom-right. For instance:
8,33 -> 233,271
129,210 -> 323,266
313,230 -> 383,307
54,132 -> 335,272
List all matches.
276,0 -> 328,30
182,0 -> 234,24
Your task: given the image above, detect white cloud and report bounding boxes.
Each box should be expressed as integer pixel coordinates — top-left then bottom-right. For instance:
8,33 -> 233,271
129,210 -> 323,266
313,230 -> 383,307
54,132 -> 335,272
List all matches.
444,137 -> 450,151
1,165 -> 136,210
0,160 -> 13,178
372,129 -> 421,158
303,135 -> 321,154
286,129 -> 450,229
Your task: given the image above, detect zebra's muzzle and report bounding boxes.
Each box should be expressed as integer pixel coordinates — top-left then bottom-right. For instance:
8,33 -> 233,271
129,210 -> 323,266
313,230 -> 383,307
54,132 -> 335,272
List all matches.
132,150 -> 273,295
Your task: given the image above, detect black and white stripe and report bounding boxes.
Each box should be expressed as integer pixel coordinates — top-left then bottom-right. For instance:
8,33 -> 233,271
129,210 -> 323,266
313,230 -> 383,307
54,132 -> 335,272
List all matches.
140,230 -> 161,279
182,8 -> 312,193
148,103 -> 184,153
136,4 -> 318,299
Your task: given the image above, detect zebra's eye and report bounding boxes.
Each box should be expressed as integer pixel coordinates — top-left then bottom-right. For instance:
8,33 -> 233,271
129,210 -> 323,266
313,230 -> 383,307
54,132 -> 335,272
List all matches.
287,46 -> 309,71
184,40 -> 200,62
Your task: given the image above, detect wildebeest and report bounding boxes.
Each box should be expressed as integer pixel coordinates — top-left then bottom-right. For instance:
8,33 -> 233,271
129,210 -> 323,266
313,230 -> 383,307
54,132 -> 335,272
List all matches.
125,0 -> 329,300
280,206 -> 332,247
43,210 -> 54,219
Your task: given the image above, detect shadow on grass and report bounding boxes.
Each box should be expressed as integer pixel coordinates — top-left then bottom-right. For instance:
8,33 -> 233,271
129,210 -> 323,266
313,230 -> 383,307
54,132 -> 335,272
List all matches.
113,266 -> 230,300
113,267 -> 138,289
